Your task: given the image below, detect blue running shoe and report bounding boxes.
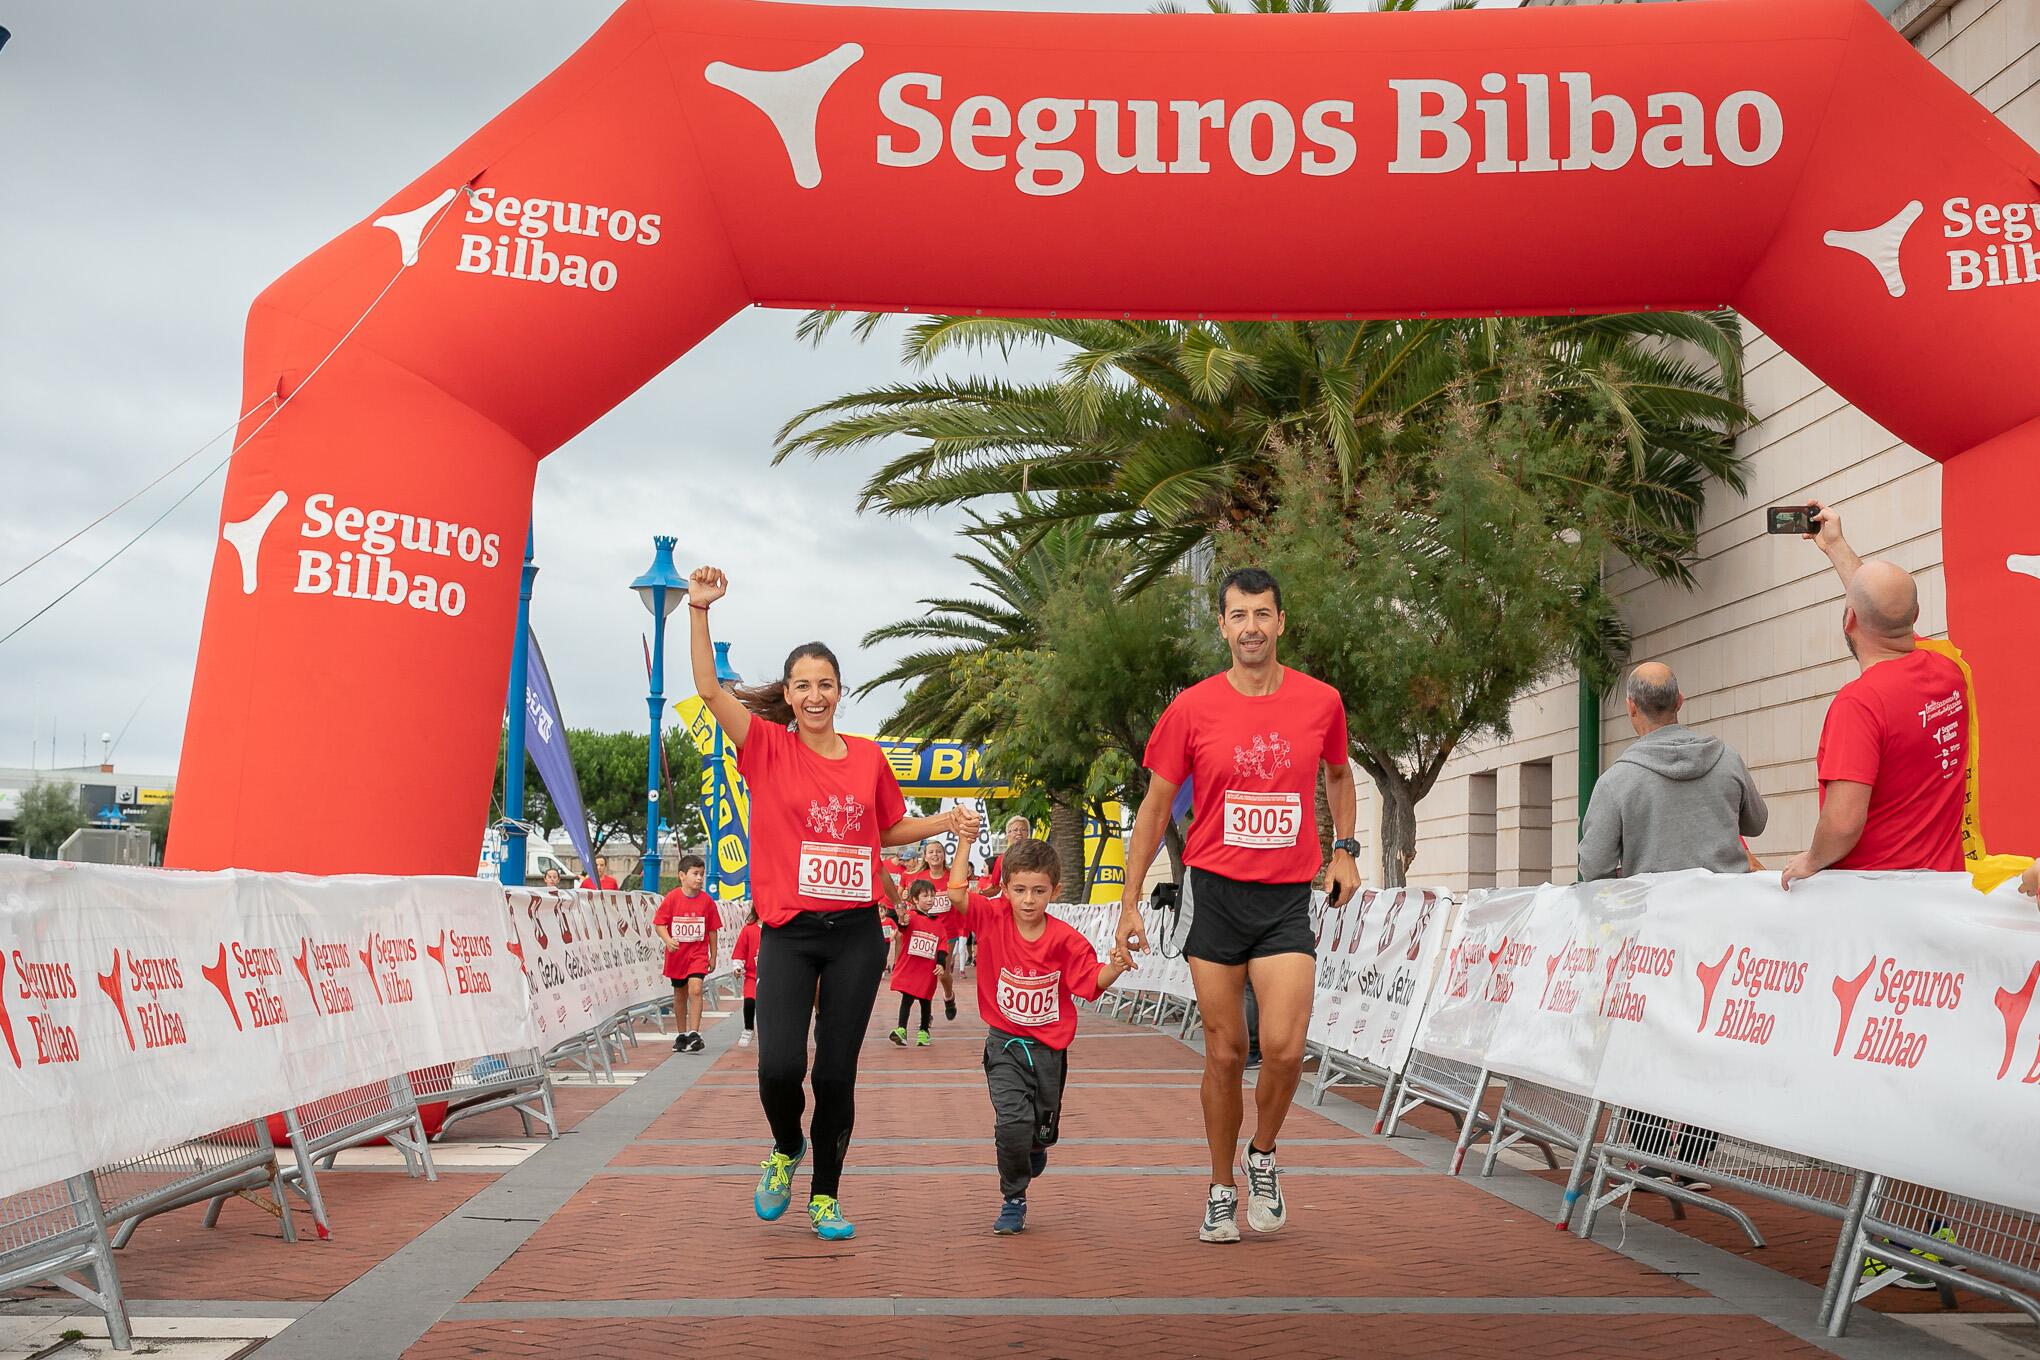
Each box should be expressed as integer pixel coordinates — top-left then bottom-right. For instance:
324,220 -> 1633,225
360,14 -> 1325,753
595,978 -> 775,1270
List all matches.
754,1141 -> 805,1222
1029,1148 -> 1048,1179
808,1195 -> 856,1241
993,1196 -> 1028,1235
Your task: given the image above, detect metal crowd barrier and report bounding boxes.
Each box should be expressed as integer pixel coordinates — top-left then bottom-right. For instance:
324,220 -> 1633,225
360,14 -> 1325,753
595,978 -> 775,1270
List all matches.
94,1120 -> 295,1247
0,1176 -> 132,1350
1578,1106 -> 1865,1254
1379,1051 -> 1505,1175
280,1073 -> 436,1237
410,1050 -> 557,1142
1478,1078 -> 1594,1219
1828,1178 -> 2040,1333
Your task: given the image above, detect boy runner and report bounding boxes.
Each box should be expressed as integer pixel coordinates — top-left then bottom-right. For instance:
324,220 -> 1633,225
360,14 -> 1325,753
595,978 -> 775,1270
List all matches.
948,816 -> 1132,1235
886,880 -> 945,1046
654,854 -> 721,1053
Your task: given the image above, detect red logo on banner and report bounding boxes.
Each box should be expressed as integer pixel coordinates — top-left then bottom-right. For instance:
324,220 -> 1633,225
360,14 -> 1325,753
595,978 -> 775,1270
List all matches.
1404,894 -> 1437,964
425,929 -> 452,994
1374,894 -> 1406,958
1995,962 -> 2040,1081
505,937 -> 528,976
96,950 -> 134,1050
1694,945 -> 1734,1034
0,953 -> 21,1068
293,939 -> 321,1015
1831,957 -> 1877,1057
201,943 -> 243,1030
360,931 -> 419,1006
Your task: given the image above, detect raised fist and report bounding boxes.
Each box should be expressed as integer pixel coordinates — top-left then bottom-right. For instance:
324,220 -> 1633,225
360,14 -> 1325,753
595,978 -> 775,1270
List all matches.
688,566 -> 728,607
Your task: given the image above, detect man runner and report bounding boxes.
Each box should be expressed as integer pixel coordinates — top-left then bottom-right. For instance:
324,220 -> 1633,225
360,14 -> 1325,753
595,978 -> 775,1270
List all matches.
1117,566 -> 1360,1243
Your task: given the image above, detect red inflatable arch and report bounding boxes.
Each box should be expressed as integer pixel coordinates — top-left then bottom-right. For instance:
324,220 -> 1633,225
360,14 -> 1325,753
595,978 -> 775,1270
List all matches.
170,0 -> 2039,875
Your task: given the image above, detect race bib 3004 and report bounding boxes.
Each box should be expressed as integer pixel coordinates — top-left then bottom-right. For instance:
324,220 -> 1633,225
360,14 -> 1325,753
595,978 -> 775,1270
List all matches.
798,841 -> 873,902
673,919 -> 706,943
908,933 -> 939,960
1223,790 -> 1301,849
997,969 -> 1061,1028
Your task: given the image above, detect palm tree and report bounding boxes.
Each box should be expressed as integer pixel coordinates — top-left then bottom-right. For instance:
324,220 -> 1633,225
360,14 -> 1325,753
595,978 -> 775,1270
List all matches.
861,511 -> 1105,893
777,312 -> 1750,593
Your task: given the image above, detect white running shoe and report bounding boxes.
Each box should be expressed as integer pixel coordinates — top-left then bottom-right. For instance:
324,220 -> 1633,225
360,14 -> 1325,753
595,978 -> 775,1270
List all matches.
1242,1146 -> 1286,1233
1199,1184 -> 1241,1244
739,1030 -> 754,1048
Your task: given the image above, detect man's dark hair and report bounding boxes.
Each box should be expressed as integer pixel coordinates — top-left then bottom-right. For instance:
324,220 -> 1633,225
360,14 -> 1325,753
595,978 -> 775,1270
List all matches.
1218,566 -> 1282,614
1000,837 -> 1062,889
677,853 -> 706,873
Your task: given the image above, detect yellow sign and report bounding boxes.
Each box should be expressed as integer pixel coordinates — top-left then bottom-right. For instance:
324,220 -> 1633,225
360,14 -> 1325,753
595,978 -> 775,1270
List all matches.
137,788 -> 172,806
1082,803 -> 1127,905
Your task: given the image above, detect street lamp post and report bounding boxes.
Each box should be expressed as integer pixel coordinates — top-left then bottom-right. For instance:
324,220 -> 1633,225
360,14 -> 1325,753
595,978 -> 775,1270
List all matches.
707,641 -> 742,898
632,536 -> 686,893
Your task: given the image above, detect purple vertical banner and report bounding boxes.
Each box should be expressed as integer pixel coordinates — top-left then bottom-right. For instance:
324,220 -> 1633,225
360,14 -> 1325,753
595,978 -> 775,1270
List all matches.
525,629 -> 595,872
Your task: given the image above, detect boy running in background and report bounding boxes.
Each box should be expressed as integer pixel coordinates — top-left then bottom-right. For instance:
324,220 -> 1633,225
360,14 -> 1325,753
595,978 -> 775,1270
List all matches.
654,855 -> 719,1054
948,815 -> 1132,1235
887,880 -> 944,1046
731,910 -> 762,1049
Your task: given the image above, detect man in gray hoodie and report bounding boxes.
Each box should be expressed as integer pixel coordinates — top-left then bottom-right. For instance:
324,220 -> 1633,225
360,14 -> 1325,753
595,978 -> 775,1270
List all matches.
1578,663 -> 1768,881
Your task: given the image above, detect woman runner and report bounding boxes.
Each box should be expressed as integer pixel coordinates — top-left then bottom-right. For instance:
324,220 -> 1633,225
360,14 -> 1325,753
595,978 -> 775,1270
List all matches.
687,565 -> 965,1242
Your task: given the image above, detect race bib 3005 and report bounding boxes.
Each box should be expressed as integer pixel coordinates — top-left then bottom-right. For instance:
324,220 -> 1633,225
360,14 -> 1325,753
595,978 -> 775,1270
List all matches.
997,969 -> 1061,1028
798,841 -> 873,902
1223,790 -> 1301,850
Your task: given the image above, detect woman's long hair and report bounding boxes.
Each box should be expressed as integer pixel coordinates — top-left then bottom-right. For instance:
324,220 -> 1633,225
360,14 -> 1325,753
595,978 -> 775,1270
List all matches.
734,642 -> 841,725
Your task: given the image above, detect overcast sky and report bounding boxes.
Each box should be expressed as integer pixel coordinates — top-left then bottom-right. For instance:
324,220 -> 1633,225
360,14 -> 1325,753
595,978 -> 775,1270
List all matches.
0,0 -> 1510,782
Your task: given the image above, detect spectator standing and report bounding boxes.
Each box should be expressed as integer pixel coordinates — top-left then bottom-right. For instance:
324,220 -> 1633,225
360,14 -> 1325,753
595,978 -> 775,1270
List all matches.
580,855 -> 619,890
1782,502 -> 1969,888
1578,662 -> 1768,880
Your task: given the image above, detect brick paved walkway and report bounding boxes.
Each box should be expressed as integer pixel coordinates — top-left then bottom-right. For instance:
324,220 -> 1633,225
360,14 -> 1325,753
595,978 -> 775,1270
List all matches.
2,983 -> 1998,1359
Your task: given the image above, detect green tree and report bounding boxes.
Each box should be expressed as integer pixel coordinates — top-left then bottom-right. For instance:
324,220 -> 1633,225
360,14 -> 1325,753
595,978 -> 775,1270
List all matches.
778,312 -> 1746,592
17,778 -> 84,859
490,726 -> 707,880
1219,376 -> 1625,885
143,796 -> 173,864
983,550 -> 1215,891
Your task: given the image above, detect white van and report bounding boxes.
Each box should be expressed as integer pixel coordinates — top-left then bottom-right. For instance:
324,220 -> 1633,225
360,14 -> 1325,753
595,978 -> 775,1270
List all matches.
478,830 -> 575,885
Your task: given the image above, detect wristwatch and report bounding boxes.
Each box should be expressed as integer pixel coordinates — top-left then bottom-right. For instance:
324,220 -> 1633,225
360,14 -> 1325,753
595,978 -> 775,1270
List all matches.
1332,838 -> 1362,858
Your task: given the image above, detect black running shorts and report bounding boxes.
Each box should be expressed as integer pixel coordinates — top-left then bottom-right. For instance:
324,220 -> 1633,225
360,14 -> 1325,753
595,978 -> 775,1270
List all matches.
1183,868 -> 1317,966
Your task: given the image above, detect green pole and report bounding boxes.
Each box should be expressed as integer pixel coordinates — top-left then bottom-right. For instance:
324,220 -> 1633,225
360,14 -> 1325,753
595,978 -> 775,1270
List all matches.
1577,662 -> 1602,869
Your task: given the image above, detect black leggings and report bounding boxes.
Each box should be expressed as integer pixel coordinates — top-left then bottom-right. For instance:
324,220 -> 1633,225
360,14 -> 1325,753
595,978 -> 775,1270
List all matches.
755,908 -> 886,1199
742,998 -> 756,1031
897,994 -> 931,1031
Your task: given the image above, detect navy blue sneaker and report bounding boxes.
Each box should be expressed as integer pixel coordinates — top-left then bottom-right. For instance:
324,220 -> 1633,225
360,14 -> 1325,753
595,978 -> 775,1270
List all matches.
1029,1148 -> 1048,1179
993,1196 -> 1027,1234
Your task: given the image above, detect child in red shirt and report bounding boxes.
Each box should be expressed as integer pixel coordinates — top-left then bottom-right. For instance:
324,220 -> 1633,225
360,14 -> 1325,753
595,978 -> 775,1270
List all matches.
654,854 -> 720,1054
947,817 -> 1132,1235
731,913 -> 762,1049
887,880 -> 945,1046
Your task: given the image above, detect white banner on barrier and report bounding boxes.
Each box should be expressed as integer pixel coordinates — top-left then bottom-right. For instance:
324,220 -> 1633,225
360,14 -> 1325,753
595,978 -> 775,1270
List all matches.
1308,888 -> 1452,1075
1413,869 -> 2040,1216
0,857 -> 537,1201
506,889 -> 666,1051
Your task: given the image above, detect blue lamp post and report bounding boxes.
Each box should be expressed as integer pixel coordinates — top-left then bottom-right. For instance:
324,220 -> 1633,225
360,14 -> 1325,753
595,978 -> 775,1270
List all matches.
632,536 -> 686,893
707,641 -> 743,898
498,526 -> 538,887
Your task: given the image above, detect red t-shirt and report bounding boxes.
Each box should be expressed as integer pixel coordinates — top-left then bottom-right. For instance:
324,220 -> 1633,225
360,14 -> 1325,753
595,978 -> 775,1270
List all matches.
954,893 -> 1104,1050
1816,648 -> 1968,872
1143,667 -> 1350,884
579,875 -> 618,890
654,890 -> 722,979
888,909 -> 946,1000
730,921 -> 762,999
737,720 -> 907,927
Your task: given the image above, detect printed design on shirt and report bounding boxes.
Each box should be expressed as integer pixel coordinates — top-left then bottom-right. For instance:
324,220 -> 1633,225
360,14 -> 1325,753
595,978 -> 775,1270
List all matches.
1917,689 -> 1965,778
806,793 -> 866,838
1233,731 -> 1293,780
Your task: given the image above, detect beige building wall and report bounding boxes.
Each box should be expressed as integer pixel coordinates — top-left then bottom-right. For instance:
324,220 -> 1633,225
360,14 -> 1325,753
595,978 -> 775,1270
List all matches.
1359,0 -> 2038,892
